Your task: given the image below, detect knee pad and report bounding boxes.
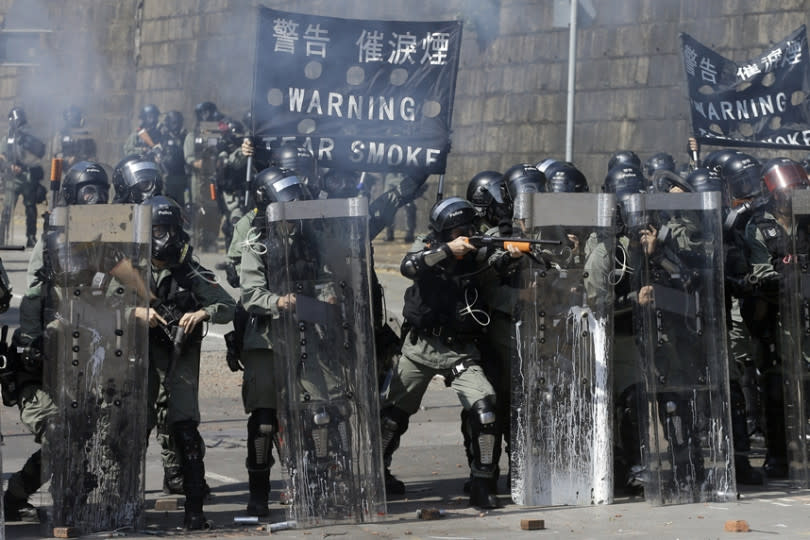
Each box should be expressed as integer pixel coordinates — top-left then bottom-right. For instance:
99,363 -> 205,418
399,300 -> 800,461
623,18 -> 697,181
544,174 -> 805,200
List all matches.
467,397 -> 500,470
380,406 -> 409,457
247,408 -> 277,471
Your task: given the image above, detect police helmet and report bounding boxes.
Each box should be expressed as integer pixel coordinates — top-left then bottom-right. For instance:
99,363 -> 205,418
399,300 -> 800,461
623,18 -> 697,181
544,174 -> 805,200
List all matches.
702,149 -> 740,172
761,158 -> 810,194
270,142 -> 318,187
322,168 -> 361,199
253,166 -> 309,207
720,153 -> 762,201
503,163 -> 546,203
466,170 -> 504,211
139,104 -> 160,130
541,161 -> 588,193
686,167 -> 723,193
63,105 -> 84,129
8,107 -> 26,130
603,164 -> 646,200
429,196 -> 476,241
226,118 -> 244,138
607,150 -> 641,172
164,110 -> 184,134
143,195 -> 191,265
60,161 -> 109,206
195,101 -> 220,122
644,152 -> 676,178
112,154 -> 164,204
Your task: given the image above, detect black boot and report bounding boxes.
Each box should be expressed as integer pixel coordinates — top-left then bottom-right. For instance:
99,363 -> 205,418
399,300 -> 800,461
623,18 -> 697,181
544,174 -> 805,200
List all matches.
174,420 -> 208,530
183,497 -> 208,530
3,492 -> 38,522
735,455 -> 764,485
246,471 -> 270,517
26,235 -> 36,248
384,468 -> 405,495
4,449 -> 42,522
469,476 -> 499,509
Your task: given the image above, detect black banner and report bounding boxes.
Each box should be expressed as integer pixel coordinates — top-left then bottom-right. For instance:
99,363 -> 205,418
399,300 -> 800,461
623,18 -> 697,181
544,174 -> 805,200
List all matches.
681,26 -> 810,150
251,7 -> 462,175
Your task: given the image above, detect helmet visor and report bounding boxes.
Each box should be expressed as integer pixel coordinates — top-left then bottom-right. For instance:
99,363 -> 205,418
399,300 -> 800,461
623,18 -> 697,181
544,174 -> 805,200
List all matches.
763,163 -> 808,193
77,184 -> 107,205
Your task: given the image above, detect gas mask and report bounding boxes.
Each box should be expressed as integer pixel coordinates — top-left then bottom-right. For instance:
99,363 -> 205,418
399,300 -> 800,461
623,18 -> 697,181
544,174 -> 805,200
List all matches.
152,224 -> 191,266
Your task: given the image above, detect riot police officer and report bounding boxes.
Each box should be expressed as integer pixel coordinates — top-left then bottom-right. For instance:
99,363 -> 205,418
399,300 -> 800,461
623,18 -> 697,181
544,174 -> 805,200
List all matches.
183,101 -> 226,251
6,161 -> 112,521
381,197 -> 521,508
601,164 -> 648,493
238,167 -> 309,515
1,106 -> 46,247
158,110 -> 189,205
140,195 -> 236,529
56,105 -> 97,168
742,158 -> 810,479
123,104 -> 162,158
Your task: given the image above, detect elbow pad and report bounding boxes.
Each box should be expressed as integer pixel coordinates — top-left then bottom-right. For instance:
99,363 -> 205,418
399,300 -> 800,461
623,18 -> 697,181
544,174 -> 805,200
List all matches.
401,244 -> 452,279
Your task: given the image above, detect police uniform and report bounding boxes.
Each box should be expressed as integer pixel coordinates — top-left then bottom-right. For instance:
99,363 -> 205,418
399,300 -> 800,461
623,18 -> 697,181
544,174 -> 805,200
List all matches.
123,124 -> 161,158
4,237 -> 50,520
0,132 -> 43,246
742,208 -> 793,476
382,227 -> 504,508
147,256 -> 235,527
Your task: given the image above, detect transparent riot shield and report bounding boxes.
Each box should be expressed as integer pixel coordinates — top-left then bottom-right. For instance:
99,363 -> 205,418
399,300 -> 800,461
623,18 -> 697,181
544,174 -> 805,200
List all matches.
510,192 -> 615,506
623,192 -> 735,505
266,198 -> 385,527
43,204 -> 151,533
782,188 -> 810,486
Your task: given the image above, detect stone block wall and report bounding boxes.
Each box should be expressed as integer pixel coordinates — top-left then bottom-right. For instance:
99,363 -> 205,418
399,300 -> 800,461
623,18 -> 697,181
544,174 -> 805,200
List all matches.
0,0 -> 807,228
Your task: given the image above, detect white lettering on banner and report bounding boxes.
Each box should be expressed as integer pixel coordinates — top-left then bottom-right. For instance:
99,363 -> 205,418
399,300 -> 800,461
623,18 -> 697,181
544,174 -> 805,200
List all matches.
692,92 -> 788,121
762,130 -> 810,146
388,32 -> 418,64
304,24 -> 329,58
273,18 -> 299,54
683,44 -> 698,76
288,88 -> 416,122
349,140 -> 440,167
356,30 -> 385,63
261,136 -> 335,160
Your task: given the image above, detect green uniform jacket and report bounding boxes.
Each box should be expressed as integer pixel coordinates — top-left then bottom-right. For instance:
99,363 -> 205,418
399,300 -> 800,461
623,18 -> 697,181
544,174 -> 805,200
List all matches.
227,208 -> 258,273
240,240 -> 281,350
151,260 -> 236,325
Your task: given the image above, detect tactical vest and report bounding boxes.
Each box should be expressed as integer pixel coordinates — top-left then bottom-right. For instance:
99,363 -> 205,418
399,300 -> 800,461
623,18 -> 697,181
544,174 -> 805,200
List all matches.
402,257 -> 487,335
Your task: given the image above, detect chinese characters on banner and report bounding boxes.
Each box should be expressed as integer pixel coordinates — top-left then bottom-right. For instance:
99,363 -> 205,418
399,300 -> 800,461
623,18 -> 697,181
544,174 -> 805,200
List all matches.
251,7 -> 463,175
681,26 -> 810,150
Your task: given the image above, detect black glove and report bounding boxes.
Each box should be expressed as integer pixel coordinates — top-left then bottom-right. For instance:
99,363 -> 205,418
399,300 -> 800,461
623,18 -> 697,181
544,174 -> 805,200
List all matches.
224,261 -> 240,288
223,330 -> 243,372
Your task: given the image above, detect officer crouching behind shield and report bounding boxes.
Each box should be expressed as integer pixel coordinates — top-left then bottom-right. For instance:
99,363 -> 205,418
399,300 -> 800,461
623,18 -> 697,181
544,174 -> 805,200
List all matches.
381,196 -> 522,509
6,161 -> 145,522
138,195 -> 236,530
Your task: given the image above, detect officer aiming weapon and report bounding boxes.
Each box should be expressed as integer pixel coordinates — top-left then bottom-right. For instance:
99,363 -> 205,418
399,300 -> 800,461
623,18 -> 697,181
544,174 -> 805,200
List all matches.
461,235 -> 561,252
